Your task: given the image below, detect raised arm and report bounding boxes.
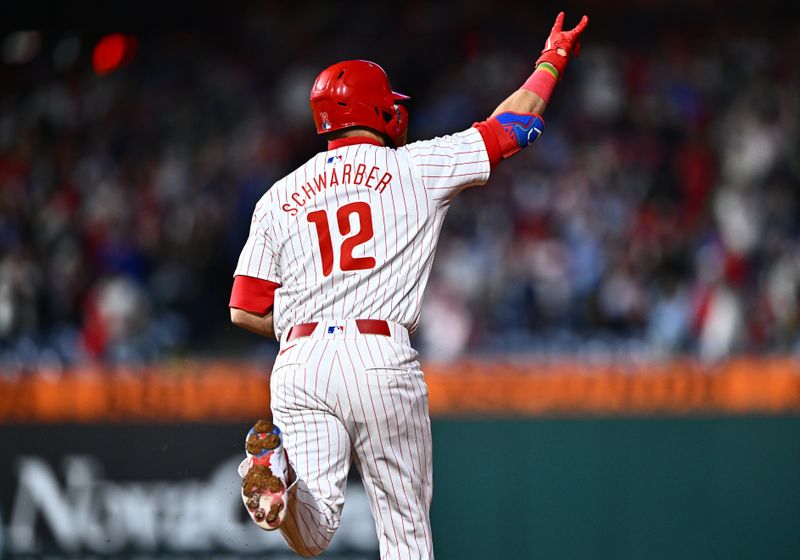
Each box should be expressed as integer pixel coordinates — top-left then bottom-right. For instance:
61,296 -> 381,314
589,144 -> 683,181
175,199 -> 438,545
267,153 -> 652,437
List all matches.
475,12 -> 589,165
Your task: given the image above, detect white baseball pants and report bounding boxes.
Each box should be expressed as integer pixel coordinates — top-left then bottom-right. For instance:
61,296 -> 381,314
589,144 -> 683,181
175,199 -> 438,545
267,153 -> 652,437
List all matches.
269,319 -> 434,559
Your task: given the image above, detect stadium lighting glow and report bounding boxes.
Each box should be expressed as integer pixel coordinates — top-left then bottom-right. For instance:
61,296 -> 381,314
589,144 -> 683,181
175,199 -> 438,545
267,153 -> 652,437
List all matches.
92,34 -> 137,76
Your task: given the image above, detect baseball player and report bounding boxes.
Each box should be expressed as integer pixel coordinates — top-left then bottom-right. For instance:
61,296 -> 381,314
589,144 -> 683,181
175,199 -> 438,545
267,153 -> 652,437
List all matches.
229,12 -> 589,558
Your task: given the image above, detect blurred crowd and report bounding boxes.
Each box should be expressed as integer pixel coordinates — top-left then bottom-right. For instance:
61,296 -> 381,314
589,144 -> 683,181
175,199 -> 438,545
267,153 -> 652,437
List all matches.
1,2 -> 799,369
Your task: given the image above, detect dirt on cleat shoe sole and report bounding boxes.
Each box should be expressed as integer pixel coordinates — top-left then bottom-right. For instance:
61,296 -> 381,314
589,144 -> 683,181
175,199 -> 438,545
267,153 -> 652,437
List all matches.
246,493 -> 260,510
252,418 -> 274,433
265,503 -> 282,524
242,464 -> 274,495
267,474 -> 285,493
243,468 -> 285,498
239,418 -> 289,531
246,432 -> 281,455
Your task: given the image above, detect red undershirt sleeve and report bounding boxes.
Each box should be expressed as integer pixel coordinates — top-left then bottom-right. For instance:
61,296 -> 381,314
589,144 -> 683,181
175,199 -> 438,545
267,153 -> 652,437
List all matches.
229,275 -> 281,314
472,121 -> 502,169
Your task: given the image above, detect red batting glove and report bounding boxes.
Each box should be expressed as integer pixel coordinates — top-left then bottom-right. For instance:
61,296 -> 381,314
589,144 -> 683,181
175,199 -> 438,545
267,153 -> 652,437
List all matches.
535,12 -> 589,80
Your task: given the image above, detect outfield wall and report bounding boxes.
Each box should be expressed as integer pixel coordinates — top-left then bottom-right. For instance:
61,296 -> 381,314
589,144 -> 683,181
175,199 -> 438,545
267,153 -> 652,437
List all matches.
1,359 -> 799,559
431,417 -> 800,560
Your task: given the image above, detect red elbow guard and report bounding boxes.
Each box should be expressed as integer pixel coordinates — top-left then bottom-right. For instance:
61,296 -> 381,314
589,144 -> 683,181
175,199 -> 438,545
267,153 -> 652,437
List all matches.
473,112 -> 545,167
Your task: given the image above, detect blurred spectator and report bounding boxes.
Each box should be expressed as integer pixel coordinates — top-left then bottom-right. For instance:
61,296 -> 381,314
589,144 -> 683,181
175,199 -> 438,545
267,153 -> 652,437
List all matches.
1,2 -> 799,367
81,275 -> 151,362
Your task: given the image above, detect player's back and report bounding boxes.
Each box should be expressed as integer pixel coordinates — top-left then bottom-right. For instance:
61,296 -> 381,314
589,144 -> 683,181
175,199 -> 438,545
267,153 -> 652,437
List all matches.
235,129 -> 490,338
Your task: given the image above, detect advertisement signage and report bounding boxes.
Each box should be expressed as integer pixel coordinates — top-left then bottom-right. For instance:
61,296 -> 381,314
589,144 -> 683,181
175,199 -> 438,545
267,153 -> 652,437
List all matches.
1,424 -> 378,559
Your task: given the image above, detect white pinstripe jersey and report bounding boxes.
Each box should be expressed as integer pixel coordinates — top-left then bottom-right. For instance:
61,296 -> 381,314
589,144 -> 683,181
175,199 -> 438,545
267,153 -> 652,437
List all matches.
234,127 -> 490,338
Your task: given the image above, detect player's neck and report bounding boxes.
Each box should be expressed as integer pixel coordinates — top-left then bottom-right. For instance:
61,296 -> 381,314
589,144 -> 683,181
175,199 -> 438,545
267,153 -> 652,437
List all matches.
327,128 -> 386,150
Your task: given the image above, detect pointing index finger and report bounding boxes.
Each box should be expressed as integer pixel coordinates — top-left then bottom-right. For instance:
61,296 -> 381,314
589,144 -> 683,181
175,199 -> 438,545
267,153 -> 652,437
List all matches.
551,11 -> 565,34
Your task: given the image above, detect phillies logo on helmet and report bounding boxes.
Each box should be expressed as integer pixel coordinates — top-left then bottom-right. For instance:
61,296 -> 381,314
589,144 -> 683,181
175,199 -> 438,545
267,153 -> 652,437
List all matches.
310,60 -> 410,147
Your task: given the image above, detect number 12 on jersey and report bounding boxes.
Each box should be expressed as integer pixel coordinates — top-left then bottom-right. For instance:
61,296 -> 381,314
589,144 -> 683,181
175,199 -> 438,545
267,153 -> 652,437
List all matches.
307,201 -> 376,276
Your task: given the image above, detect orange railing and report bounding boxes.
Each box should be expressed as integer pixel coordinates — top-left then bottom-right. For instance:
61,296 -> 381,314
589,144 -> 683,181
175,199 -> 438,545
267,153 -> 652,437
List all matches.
1,358 -> 799,422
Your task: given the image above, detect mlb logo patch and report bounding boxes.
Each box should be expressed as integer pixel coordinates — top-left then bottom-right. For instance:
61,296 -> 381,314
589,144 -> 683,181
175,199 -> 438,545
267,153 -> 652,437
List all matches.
327,325 -> 345,335
320,112 -> 331,130
327,155 -> 342,164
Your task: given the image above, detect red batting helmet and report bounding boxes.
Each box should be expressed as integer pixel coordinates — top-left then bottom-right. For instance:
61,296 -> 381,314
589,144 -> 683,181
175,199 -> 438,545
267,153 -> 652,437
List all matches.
310,60 -> 410,147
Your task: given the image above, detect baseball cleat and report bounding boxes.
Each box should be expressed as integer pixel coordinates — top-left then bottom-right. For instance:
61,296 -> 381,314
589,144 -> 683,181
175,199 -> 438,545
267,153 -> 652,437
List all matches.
238,418 -> 290,531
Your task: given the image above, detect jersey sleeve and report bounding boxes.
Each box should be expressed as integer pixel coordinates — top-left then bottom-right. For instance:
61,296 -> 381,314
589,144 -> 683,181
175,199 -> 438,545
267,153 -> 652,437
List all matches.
233,203 -> 281,280
403,127 -> 491,204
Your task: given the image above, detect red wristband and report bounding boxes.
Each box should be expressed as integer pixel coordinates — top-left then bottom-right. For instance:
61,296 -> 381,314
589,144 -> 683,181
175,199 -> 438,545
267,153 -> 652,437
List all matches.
521,65 -> 558,104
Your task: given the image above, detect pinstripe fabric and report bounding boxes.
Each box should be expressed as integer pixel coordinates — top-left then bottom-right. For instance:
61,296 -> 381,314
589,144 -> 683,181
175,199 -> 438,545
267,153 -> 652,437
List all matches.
233,127 -> 490,338
271,322 -> 432,559
234,128 -> 490,559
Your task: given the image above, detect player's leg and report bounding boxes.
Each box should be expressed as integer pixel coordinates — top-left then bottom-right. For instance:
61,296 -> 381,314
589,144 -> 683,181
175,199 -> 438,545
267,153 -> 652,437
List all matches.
269,362 -> 352,557
343,341 -> 435,559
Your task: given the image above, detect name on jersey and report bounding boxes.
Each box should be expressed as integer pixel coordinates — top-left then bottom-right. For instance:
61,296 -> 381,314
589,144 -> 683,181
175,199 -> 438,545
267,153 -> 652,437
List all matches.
281,163 -> 393,216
